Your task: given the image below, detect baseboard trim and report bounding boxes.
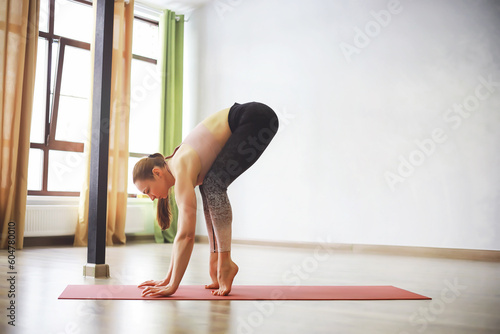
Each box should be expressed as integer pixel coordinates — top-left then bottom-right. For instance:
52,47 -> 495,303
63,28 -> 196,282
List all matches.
23,236 -> 75,247
23,234 -> 500,262
194,236 -> 500,262
350,244 -> 500,262
23,234 -> 154,247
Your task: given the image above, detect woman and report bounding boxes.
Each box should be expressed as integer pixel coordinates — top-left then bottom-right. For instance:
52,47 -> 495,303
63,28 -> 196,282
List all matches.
133,102 -> 279,297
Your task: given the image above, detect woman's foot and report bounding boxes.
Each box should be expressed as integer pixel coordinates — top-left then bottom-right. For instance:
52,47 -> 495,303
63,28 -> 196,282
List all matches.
205,282 -> 219,289
205,252 -> 219,289
212,252 -> 239,296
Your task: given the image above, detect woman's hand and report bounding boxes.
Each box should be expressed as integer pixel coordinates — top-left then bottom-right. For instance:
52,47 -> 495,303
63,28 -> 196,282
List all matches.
138,279 -> 168,288
141,284 -> 177,298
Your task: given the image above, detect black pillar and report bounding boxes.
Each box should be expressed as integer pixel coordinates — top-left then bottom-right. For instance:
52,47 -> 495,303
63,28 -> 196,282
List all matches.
87,0 -> 114,266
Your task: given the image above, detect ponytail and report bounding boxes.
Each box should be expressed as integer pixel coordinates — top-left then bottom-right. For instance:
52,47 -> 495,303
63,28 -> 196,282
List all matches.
133,152 -> 173,230
157,196 -> 172,230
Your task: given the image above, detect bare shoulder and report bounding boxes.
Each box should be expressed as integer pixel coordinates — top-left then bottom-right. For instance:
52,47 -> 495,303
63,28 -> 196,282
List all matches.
170,146 -> 200,187
170,147 -> 198,211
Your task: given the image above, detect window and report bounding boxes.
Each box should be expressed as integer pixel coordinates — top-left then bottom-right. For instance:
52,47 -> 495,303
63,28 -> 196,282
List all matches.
127,17 -> 161,196
28,0 -> 162,197
28,0 -> 93,196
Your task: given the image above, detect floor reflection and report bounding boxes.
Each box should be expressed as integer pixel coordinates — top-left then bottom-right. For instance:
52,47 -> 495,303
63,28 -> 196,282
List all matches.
209,300 -> 231,333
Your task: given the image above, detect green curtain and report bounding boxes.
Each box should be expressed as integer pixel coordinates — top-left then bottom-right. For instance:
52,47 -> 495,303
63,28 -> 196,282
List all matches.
155,10 -> 184,243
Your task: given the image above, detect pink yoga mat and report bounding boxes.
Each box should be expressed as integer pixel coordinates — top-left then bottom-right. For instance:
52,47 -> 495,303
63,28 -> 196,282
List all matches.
58,285 -> 430,301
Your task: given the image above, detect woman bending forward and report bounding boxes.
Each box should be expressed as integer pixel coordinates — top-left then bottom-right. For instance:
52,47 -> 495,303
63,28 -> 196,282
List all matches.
133,102 -> 279,297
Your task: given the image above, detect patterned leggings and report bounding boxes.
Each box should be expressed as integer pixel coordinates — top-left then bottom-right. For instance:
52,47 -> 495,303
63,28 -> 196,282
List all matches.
199,102 -> 279,252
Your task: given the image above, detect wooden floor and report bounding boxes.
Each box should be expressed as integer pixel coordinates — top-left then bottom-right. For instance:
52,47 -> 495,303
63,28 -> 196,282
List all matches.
1,240 -> 499,334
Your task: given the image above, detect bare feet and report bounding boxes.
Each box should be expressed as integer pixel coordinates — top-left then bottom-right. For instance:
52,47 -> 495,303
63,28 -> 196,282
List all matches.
212,253 -> 239,296
205,252 -> 219,289
205,281 -> 219,289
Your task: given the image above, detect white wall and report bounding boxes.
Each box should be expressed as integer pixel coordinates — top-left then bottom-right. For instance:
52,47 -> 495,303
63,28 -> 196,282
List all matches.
184,0 -> 500,250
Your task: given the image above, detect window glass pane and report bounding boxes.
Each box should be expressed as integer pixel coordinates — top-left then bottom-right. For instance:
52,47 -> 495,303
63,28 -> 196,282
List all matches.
132,19 -> 158,59
47,150 -> 85,192
39,0 -> 49,32
55,45 -> 91,142
54,0 -> 93,43
30,38 -> 48,144
28,149 -> 44,191
55,96 -> 89,142
129,59 -> 161,154
60,45 -> 91,98
128,156 -> 143,195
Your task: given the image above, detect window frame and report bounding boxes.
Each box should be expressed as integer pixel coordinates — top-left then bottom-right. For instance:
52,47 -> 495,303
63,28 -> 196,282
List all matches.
29,0 -> 91,196
29,0 -> 160,197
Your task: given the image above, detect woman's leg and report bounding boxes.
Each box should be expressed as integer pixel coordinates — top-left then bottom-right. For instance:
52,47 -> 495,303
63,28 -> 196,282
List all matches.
199,185 -> 220,289
199,185 -> 218,253
201,102 -> 279,295
199,176 -> 238,295
203,103 -> 279,252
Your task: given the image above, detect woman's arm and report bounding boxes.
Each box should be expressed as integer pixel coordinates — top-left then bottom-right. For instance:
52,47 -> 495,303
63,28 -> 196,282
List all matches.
141,166 -> 197,297
168,175 -> 197,289
138,237 -> 177,288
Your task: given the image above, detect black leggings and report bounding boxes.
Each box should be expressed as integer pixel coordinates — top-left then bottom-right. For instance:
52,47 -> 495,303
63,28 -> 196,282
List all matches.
199,102 -> 279,252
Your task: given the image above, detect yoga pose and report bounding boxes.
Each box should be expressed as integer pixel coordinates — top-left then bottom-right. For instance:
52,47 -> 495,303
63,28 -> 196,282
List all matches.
133,102 -> 279,297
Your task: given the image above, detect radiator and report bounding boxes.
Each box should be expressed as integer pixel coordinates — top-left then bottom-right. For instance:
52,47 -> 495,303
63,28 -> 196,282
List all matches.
25,205 -> 78,236
24,203 -> 151,237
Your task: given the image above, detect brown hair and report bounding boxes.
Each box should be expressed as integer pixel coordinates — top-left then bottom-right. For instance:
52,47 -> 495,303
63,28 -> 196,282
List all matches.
132,153 -> 172,230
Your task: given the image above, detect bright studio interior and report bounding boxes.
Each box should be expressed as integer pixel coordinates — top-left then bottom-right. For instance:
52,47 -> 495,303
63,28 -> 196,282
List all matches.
1,0 -> 499,333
